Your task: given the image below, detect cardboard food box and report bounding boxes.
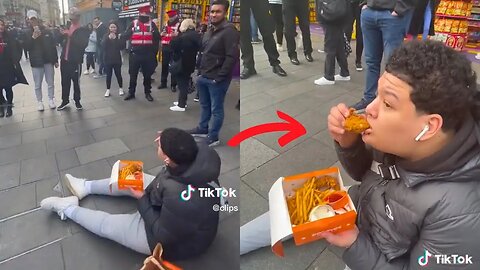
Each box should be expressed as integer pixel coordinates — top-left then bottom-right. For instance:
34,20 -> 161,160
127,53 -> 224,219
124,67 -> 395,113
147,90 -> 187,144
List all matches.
110,160 -> 144,191
268,167 -> 357,257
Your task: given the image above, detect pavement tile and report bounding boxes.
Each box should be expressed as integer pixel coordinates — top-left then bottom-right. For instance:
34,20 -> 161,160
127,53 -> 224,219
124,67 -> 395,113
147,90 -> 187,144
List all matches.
0,210 -> 69,262
240,139 -> 279,176
0,241 -> 64,270
55,149 -> 81,171
75,138 -> 130,165
218,168 -> 240,221
307,248 -> 346,270
240,92 -> 275,116
0,119 -> 43,137
0,183 -> 36,219
120,128 -> 161,151
46,132 -> 96,154
0,134 -> 22,149
22,124 -> 68,144
61,232 -> 145,270
72,107 -> 117,120
312,129 -> 335,151
0,141 -> 46,166
240,182 -> 268,226
61,159 -> 113,181
20,154 -> 58,184
215,144 -> 240,175
0,162 -> 21,191
240,238 -> 328,270
90,120 -> 152,142
65,118 -> 108,134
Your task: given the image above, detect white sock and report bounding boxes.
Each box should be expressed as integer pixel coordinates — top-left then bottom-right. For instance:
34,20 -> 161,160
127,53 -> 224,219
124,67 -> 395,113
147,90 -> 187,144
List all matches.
63,205 -> 78,218
84,181 -> 92,195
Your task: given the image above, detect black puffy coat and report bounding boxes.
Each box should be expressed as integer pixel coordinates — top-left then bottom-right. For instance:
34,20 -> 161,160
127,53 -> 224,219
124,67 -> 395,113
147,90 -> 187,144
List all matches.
23,26 -> 59,67
0,31 -> 27,88
138,144 -> 221,261
170,29 -> 201,76
337,116 -> 480,269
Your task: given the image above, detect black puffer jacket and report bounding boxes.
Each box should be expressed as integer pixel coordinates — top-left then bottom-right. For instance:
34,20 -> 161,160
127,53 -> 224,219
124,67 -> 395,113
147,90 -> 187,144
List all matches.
336,116 -> 480,269
138,144 -> 221,261
198,20 -> 239,82
23,26 -> 58,67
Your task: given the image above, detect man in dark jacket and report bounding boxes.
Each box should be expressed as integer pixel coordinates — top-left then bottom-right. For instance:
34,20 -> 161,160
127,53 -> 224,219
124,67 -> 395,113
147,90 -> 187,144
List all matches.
351,0 -> 414,110
40,128 -> 222,261
122,5 -> 160,102
324,41 -> 480,269
282,0 -> 314,65
23,10 -> 59,111
187,0 -> 240,147
241,41 -> 480,270
240,0 -> 287,79
57,7 -> 90,111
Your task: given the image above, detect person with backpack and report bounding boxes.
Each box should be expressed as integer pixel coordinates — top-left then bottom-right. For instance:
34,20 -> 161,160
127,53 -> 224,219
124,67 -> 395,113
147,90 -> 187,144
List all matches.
314,0 -> 350,85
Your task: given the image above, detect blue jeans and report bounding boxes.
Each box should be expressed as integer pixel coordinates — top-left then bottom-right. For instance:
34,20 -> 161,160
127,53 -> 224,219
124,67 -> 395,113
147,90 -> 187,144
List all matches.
197,76 -> 231,140
250,12 -> 259,40
361,8 -> 413,101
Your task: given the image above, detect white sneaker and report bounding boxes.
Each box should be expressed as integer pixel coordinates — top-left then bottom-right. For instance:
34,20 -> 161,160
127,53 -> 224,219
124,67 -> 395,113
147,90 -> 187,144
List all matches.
314,77 -> 335,86
83,70 -> 89,75
334,74 -> 351,81
89,68 -> 95,74
37,102 -> 44,111
119,88 -> 124,96
173,101 -> 187,108
318,49 -> 325,53
64,174 -> 88,200
170,105 -> 186,112
104,89 -> 110,97
40,196 -> 78,220
276,43 -> 284,52
48,99 -> 56,109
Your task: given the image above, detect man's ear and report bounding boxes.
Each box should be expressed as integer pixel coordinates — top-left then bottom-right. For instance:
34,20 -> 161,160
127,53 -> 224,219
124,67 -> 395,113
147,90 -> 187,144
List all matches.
424,114 -> 444,140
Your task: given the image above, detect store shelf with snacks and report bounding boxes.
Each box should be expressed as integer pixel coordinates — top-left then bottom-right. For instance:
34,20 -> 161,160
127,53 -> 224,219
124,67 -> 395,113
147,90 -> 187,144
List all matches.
229,0 -> 240,29
434,0 -> 472,50
162,0 -> 210,26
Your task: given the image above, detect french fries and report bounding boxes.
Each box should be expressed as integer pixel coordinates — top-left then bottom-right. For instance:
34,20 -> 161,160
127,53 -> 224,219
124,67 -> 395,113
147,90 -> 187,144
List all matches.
119,162 -> 142,181
286,176 -> 340,225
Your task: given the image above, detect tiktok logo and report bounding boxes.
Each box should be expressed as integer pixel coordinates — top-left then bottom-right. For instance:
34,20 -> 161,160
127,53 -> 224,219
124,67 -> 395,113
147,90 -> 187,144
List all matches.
180,185 -> 196,201
418,250 -> 432,267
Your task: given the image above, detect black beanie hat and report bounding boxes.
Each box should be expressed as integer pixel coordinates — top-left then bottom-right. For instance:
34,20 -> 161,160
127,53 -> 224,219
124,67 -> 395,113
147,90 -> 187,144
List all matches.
160,128 -> 199,165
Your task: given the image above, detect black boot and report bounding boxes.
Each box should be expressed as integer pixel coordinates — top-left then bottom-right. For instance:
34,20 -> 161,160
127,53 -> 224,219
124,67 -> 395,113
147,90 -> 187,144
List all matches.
145,93 -> 154,102
5,105 -> 12,117
124,93 -> 135,100
171,85 -> 177,93
0,106 -> 4,118
157,83 -> 167,89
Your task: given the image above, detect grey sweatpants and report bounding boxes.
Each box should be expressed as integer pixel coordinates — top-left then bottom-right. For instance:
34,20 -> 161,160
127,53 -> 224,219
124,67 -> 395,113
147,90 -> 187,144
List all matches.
32,63 -> 55,102
65,173 -> 156,255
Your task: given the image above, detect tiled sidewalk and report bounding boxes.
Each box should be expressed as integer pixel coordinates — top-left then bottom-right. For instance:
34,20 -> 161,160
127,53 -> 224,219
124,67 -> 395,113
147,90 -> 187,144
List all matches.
0,58 -> 239,270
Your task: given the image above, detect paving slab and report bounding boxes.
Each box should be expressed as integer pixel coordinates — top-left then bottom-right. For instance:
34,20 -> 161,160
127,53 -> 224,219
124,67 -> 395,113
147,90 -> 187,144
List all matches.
0,183 -> 36,219
0,162 -> 21,191
0,241 -> 64,270
20,154 -> 58,184
46,132 -> 96,154
75,138 -> 130,165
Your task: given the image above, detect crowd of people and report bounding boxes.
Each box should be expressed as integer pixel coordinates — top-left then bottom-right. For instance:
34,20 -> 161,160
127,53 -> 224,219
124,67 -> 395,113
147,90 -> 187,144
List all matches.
0,1 -> 239,148
243,0 -> 442,111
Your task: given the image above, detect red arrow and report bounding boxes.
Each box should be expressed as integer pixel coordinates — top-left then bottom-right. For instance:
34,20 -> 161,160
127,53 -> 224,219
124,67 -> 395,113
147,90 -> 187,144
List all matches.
228,111 -> 306,147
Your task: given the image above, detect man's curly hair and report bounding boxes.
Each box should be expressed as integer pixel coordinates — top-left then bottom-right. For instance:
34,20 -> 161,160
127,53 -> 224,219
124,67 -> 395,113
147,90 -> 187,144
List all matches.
386,40 -> 480,131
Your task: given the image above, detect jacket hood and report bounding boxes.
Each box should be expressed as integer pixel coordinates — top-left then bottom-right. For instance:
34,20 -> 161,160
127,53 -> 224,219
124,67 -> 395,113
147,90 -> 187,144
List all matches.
398,115 -> 480,187
178,144 -> 221,186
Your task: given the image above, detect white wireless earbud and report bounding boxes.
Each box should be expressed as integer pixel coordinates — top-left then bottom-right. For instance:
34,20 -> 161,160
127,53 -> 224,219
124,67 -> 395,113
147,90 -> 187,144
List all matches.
415,125 -> 429,141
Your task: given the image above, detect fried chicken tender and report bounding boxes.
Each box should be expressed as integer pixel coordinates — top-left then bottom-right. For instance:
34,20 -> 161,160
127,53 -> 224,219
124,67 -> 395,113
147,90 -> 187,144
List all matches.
344,108 -> 370,133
